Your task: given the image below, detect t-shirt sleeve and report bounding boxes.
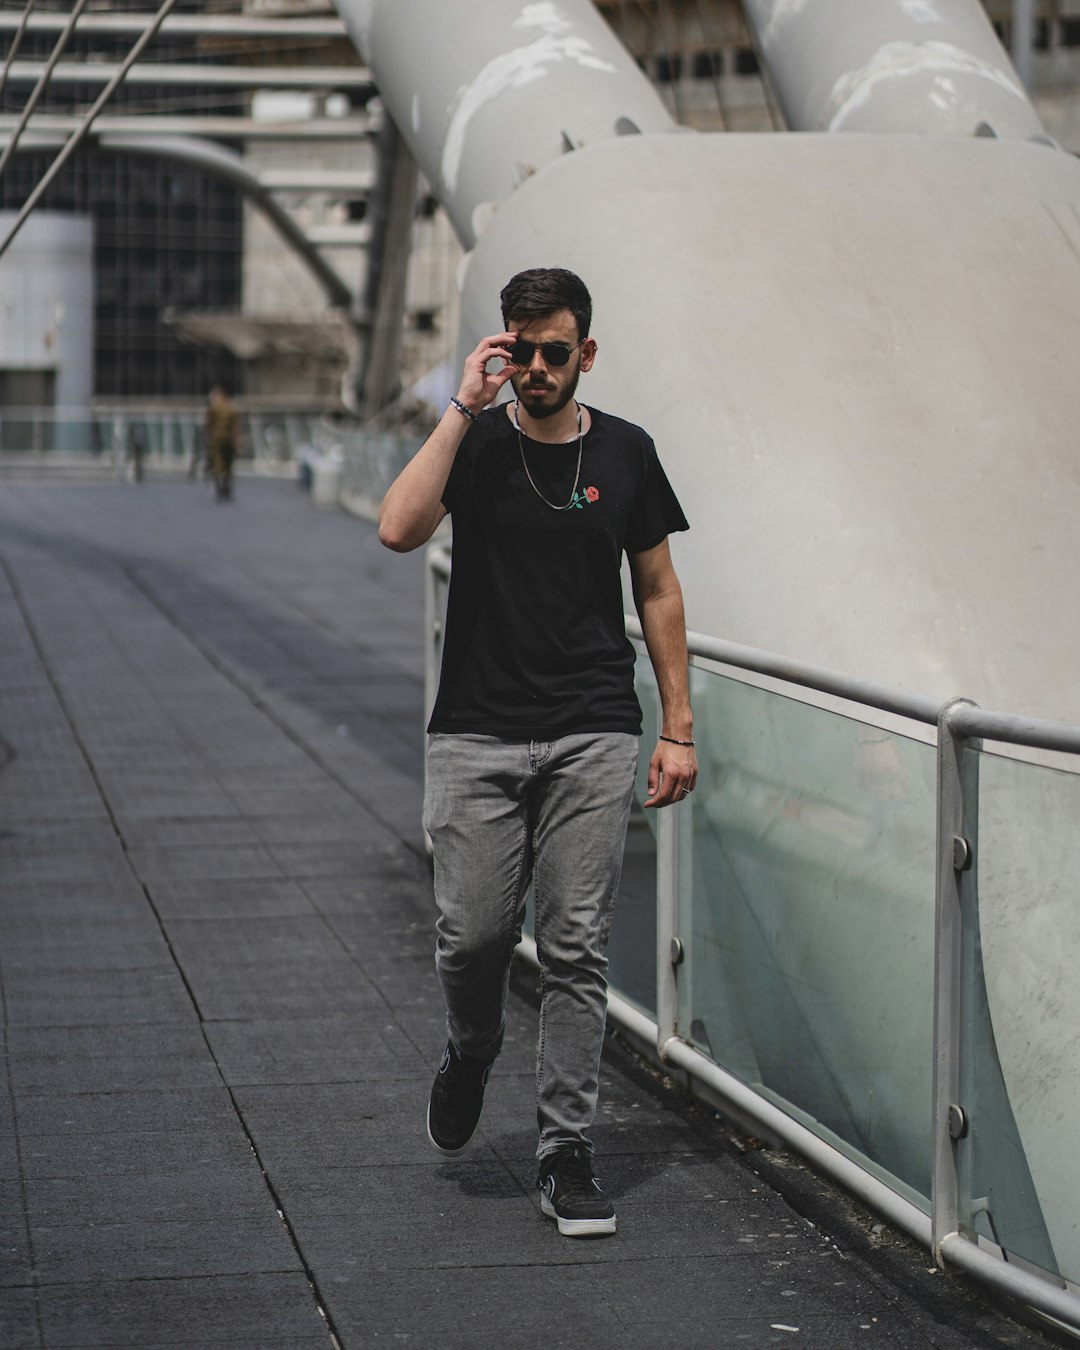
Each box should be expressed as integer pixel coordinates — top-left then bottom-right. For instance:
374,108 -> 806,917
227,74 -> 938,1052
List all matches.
625,437 -> 690,554
441,428 -> 474,515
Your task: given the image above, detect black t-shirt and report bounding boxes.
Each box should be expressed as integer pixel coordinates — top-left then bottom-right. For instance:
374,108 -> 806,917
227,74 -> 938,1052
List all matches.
428,404 -> 689,739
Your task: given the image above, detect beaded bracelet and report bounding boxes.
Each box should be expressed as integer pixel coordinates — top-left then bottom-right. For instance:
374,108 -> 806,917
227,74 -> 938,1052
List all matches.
449,397 -> 475,422
659,734 -> 695,747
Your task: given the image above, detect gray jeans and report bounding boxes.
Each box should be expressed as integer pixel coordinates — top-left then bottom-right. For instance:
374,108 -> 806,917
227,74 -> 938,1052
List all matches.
423,731 -> 640,1160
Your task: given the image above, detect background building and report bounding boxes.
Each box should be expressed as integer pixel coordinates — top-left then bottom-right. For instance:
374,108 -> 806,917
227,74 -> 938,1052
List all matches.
0,210 -> 92,407
5,0 -> 1080,414
0,0 -> 249,400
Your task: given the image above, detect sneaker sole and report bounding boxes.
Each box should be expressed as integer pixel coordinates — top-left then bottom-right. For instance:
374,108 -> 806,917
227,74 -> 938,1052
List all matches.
426,1102 -> 474,1158
540,1192 -> 617,1237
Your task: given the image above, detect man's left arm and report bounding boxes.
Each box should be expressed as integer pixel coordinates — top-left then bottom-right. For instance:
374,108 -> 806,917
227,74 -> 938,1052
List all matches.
629,538 -> 698,809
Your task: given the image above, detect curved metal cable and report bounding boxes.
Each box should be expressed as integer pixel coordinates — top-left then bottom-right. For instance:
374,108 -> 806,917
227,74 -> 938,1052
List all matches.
0,0 -> 89,183
0,0 -> 180,260
0,0 -> 37,103
692,0 -> 727,131
654,0 -> 685,124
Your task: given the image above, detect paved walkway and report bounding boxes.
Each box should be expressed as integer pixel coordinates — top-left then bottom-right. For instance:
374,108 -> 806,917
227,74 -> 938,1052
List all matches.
0,477 -> 1061,1349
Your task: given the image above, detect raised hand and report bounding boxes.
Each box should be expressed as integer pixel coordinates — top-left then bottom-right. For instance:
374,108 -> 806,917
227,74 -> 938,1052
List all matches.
455,332 -> 519,415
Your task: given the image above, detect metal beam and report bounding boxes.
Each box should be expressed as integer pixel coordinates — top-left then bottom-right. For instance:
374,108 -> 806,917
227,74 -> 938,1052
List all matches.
0,0 -> 89,182
305,224 -> 372,246
258,168 -> 374,192
0,113 -> 372,140
357,114 -> 418,418
0,0 -> 36,102
0,129 -> 376,192
0,13 -> 347,38
1012,0 -> 1034,92
1,0 -> 180,260
2,61 -> 373,90
97,135 -> 356,310
0,128 -> 356,307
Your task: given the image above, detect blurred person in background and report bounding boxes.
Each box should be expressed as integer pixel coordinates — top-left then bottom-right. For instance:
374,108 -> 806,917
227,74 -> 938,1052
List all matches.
204,385 -> 239,501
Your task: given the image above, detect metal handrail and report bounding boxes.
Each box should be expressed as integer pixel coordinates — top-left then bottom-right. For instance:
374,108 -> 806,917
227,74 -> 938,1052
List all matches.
628,615 -> 944,725
948,702 -> 1080,755
425,545 -> 1080,1332
433,544 -> 1080,750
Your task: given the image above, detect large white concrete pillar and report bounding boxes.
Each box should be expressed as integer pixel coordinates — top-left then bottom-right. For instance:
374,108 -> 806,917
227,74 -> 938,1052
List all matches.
331,0 -> 676,248
742,0 -> 1047,140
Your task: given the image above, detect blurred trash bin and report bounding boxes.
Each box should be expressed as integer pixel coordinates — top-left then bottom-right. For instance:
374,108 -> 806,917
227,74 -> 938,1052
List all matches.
311,447 -> 345,508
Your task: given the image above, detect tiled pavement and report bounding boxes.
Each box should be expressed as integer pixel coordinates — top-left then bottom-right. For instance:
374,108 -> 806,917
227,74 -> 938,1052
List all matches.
0,477 -> 1063,1349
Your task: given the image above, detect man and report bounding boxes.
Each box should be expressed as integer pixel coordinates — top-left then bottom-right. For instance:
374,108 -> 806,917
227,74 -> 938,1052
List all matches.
204,385 -> 238,501
379,267 -> 696,1237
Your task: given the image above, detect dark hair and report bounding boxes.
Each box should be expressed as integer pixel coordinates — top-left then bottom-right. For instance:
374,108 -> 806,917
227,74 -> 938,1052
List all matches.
500,268 -> 592,342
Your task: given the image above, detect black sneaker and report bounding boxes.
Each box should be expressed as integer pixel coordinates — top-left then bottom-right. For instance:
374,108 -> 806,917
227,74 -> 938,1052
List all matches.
538,1146 -> 617,1237
426,1041 -> 493,1157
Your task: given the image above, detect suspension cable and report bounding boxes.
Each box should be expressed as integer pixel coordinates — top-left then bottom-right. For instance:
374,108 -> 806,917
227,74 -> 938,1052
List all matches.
654,0 -> 685,125
0,0 -> 181,260
692,0 -> 727,131
0,0 -> 37,103
0,0 -> 89,183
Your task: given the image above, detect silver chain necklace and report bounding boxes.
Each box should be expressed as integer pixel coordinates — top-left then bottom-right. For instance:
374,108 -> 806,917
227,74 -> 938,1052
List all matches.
514,400 -> 583,511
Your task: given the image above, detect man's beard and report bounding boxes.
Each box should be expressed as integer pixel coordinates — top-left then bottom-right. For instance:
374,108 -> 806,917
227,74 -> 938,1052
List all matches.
512,364 -> 580,421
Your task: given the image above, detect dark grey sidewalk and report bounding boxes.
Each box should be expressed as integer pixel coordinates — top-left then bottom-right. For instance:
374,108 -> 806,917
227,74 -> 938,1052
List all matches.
0,477 -> 1060,1349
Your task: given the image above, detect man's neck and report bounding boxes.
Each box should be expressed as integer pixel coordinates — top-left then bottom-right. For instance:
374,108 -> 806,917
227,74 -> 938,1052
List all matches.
512,400 -> 584,444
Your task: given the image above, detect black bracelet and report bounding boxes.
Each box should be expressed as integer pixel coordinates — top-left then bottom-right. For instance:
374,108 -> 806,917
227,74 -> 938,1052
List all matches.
659,734 -> 695,747
449,397 -> 475,422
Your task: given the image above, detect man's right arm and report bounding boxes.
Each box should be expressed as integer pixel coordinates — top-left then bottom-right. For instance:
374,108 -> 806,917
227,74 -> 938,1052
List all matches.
377,331 -> 519,553
376,405 -> 466,552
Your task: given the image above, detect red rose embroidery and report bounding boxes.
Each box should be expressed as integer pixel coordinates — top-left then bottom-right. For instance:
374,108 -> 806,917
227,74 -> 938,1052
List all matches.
585,486 -> 599,503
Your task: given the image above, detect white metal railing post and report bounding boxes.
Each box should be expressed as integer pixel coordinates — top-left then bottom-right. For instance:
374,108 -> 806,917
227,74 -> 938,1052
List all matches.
931,697 -> 978,1265
655,696 -> 681,1055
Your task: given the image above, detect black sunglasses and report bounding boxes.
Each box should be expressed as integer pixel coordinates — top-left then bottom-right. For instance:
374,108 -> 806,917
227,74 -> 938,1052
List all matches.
508,338 -> 583,368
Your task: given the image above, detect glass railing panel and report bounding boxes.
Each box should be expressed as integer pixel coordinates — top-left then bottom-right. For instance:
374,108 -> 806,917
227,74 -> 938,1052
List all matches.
679,663 -> 937,1203
342,430 -> 425,505
0,415 -> 36,453
96,418 -> 125,460
176,419 -> 199,466
51,418 -> 104,454
247,414 -> 291,463
956,745 -> 1080,1284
